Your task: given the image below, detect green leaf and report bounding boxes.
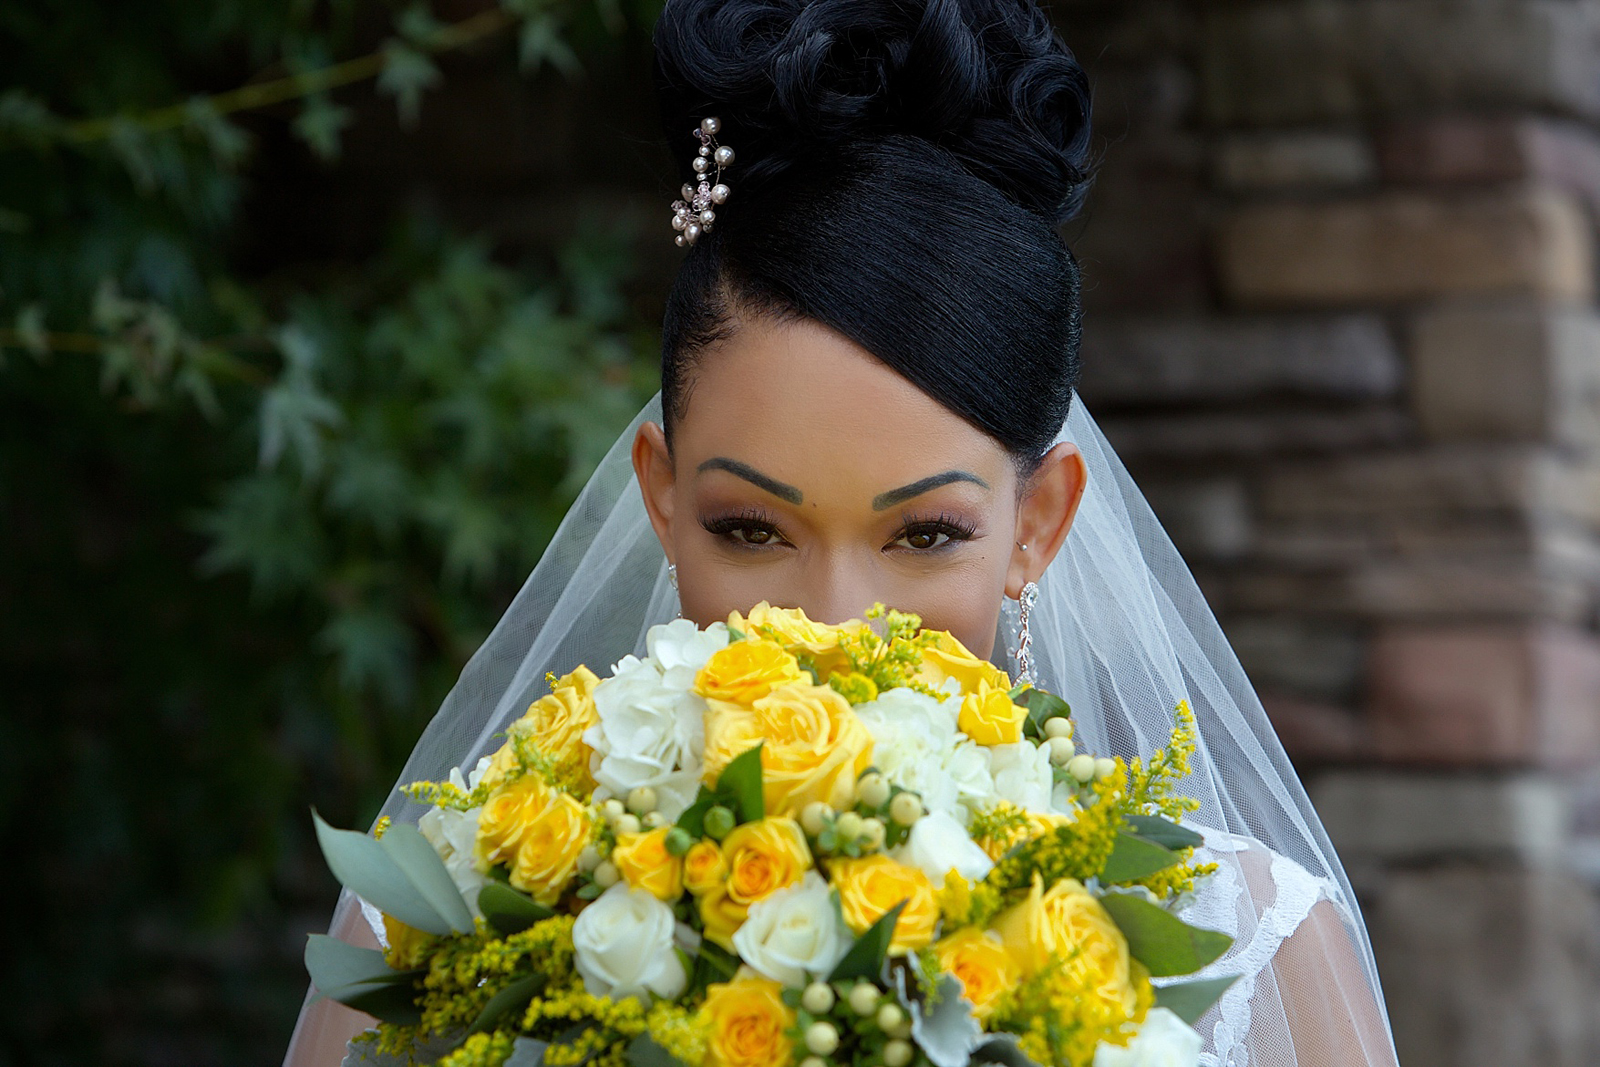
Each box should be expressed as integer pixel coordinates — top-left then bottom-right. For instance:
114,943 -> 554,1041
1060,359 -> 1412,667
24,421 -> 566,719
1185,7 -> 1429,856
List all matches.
828,900 -> 906,982
1099,832 -> 1181,885
518,14 -> 581,76
1125,814 -> 1204,850
377,41 -> 441,127
1019,688 -> 1071,739
304,934 -> 404,994
1100,893 -> 1233,978
338,980 -> 425,1026
1154,975 -> 1240,1024
380,822 -> 474,933
479,881 -> 554,937
675,786 -> 720,838
627,1033 -> 689,1067
312,810 -> 454,935
716,743 -> 765,824
471,973 -> 543,1033
293,95 -> 352,161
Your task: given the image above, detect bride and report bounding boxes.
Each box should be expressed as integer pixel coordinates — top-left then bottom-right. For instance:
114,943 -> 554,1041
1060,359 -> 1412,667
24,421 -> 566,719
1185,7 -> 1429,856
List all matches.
286,0 -> 1400,1064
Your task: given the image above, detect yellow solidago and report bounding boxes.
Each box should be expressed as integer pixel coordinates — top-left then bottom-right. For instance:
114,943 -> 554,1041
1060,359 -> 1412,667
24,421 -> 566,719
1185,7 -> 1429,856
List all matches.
434,1031 -> 517,1067
411,915 -> 578,1037
647,1000 -> 709,1067
837,604 -> 943,697
972,775 -> 1125,927
1125,701 -> 1202,823
990,950 -> 1154,1067
828,670 -> 879,704
968,802 -> 1035,861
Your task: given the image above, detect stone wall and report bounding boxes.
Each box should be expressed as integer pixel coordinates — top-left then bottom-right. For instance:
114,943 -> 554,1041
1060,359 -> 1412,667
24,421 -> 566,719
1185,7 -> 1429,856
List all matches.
1057,2 -> 1600,1063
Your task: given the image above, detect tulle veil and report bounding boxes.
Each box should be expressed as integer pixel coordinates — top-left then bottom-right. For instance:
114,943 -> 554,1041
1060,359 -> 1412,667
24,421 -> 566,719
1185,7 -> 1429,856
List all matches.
285,391 -> 1398,1067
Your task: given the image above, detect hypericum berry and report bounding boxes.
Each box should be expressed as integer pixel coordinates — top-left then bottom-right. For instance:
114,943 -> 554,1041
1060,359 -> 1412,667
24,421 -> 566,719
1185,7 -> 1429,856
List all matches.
1067,753 -> 1097,784
642,811 -> 668,829
876,1003 -> 906,1032
804,1021 -> 840,1056
614,813 -> 642,836
1044,716 -> 1074,739
801,981 -> 835,1015
800,801 -> 832,837
835,811 -> 865,840
889,791 -> 923,826
1047,735 -> 1077,765
576,844 -> 602,873
883,1038 -> 913,1067
861,817 -> 887,850
1094,756 -> 1119,781
601,799 -> 626,820
663,827 -> 695,856
592,861 -> 620,889
703,804 -> 736,840
857,772 -> 891,808
848,982 -> 881,1016
626,786 -> 658,815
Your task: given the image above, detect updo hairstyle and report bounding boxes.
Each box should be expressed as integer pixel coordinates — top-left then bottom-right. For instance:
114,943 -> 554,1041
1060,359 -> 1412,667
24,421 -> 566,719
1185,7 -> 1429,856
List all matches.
653,0 -> 1094,471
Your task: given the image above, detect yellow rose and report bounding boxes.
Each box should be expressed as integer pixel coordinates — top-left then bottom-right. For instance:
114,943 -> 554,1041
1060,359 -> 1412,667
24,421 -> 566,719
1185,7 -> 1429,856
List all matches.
993,876 -> 1138,1016
380,913 -> 434,970
830,854 -> 940,954
611,826 -> 686,902
695,639 -> 805,705
729,602 -> 861,678
684,840 -> 728,896
701,973 -> 795,1067
479,666 -> 602,792
932,928 -> 1021,1020
508,790 -> 592,905
475,776 -> 549,867
699,818 -> 812,950
958,681 -> 1029,746
920,630 -> 1011,695
703,682 -> 874,817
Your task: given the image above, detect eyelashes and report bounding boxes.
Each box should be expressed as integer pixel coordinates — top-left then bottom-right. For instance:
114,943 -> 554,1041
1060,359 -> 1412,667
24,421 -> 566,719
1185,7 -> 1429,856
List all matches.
697,508 -> 979,552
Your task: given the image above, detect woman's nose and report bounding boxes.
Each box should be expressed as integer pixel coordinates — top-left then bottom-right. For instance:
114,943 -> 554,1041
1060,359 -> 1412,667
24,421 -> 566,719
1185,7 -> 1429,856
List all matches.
793,554 -> 879,625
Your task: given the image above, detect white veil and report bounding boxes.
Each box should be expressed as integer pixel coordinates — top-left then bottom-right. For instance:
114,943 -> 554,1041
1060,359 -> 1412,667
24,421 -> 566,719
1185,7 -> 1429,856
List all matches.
285,393 -> 1399,1067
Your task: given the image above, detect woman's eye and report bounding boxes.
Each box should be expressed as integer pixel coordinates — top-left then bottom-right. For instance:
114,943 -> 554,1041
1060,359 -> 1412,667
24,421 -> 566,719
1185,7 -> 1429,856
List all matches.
899,528 -> 949,550
730,525 -> 777,545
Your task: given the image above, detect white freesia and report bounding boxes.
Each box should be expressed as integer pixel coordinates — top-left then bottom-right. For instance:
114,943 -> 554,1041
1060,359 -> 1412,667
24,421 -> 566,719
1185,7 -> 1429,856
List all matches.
1092,1008 -> 1202,1067
584,654 -> 705,818
987,740 -> 1054,812
731,872 -> 852,988
419,805 -> 487,918
572,883 -> 688,1003
892,810 -> 994,889
646,619 -> 730,688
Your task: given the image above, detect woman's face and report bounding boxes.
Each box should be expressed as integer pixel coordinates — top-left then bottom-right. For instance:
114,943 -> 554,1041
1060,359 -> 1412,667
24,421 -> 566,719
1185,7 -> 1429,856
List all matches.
633,315 -> 1085,657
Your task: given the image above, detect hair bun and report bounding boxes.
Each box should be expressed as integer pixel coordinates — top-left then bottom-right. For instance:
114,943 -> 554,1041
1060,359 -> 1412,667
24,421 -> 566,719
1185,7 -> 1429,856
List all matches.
653,0 -> 1093,222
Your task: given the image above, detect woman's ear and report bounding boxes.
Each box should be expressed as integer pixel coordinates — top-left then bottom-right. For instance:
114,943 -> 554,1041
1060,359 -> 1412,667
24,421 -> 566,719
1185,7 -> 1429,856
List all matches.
632,421 -> 677,560
1007,442 -> 1087,598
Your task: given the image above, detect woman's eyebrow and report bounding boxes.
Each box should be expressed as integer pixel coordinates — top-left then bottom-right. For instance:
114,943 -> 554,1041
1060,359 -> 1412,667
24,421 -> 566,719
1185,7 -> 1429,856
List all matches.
696,457 -> 803,504
872,471 -> 990,511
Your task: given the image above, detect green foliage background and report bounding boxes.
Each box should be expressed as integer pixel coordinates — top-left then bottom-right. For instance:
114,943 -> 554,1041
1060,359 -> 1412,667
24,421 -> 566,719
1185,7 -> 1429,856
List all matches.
0,2 -> 664,1062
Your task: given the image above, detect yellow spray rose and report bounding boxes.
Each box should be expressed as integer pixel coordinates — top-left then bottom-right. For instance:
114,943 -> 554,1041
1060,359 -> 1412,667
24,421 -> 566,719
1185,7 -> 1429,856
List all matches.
380,914 -> 434,970
611,826 -> 686,902
508,790 -> 592,905
478,666 -> 602,792
695,639 -> 805,704
703,682 -> 874,817
920,630 -> 1012,695
959,681 -> 1029,746
475,776 -> 550,867
700,973 -> 795,1067
932,928 -> 1021,1020
993,876 -> 1139,1017
729,602 -> 861,678
699,818 -> 812,950
684,840 -> 728,896
830,854 -> 940,954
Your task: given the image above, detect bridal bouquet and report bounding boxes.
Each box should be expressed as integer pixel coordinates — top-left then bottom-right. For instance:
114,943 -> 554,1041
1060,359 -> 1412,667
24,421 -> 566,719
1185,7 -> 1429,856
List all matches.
309,605 -> 1237,1067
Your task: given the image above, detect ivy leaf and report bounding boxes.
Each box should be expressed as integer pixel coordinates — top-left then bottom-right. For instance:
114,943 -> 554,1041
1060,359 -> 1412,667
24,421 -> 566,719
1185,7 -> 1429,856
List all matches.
1018,688 -> 1071,741
377,41 -> 441,127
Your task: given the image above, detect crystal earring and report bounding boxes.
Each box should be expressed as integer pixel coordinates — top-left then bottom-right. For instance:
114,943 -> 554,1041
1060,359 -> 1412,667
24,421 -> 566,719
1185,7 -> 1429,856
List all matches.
1013,580 -> 1040,688
668,563 -> 678,590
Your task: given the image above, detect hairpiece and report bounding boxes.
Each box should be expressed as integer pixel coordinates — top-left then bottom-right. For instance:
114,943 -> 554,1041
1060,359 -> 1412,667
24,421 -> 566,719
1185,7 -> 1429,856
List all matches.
670,117 -> 733,247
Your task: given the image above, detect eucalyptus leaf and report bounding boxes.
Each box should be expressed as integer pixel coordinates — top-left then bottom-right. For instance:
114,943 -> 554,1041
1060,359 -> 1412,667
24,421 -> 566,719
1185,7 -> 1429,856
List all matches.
828,900 -> 905,982
337,981 -> 425,1026
479,881 -> 554,937
1155,974 -> 1240,1024
471,974 -> 543,1033
716,743 -> 765,824
313,811 -> 453,936
381,823 -> 474,933
627,1033 -> 688,1067
1100,893 -> 1233,977
1125,814 -> 1204,850
1100,831 -> 1181,885
305,934 -> 413,994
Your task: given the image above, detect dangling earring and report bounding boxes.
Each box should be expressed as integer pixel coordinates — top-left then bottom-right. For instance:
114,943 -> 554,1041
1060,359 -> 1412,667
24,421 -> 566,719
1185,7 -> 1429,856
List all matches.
1013,580 -> 1039,688
668,563 -> 682,619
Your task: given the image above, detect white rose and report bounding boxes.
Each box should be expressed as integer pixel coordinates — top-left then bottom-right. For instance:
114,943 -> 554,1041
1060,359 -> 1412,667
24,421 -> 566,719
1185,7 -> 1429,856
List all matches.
856,688 -> 971,817
584,655 -> 705,818
891,810 -> 993,889
987,740 -> 1054,812
419,805 -> 487,917
731,872 -> 851,988
945,739 -> 998,817
646,619 -> 730,688
1092,1008 -> 1202,1067
572,883 -> 688,1003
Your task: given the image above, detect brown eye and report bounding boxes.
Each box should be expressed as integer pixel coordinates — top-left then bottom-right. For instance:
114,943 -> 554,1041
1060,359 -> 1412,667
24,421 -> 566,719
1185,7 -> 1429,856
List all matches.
893,527 -> 953,551
736,526 -> 775,545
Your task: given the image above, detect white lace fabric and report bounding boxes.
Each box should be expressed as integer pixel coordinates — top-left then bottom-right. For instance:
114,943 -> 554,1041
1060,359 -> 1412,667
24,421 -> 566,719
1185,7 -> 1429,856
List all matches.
283,395 -> 1399,1067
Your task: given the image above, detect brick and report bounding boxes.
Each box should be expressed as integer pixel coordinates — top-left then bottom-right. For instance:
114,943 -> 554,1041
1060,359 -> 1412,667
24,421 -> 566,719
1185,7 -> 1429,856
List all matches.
1079,314 -> 1401,403
1410,303 -> 1600,446
1212,131 -> 1375,191
1203,1 -> 1600,127
1368,866 -> 1600,1067
1216,189 -> 1594,307
1310,771 -> 1570,864
1260,693 -> 1370,763
1366,624 -> 1600,766
1139,478 -> 1252,559
1101,407 -> 1410,460
1228,616 -> 1367,702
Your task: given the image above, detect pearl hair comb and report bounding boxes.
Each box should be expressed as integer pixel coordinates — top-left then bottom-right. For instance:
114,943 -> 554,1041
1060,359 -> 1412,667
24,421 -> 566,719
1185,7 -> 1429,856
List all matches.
670,117 -> 733,247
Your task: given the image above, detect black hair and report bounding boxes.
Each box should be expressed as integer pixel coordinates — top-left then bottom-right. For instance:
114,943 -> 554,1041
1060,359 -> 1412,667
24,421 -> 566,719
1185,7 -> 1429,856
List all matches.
653,0 -> 1093,468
